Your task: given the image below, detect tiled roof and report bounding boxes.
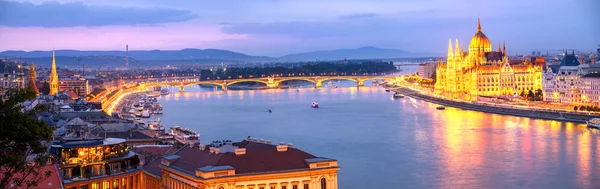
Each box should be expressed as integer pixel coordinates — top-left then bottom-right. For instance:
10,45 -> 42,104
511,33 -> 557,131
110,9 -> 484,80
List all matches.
144,158 -> 163,177
100,131 -> 155,141
170,140 -> 318,175
2,164 -> 63,189
134,145 -> 175,156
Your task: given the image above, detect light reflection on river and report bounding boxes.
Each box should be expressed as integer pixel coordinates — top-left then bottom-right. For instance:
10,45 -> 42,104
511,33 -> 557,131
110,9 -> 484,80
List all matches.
150,81 -> 600,189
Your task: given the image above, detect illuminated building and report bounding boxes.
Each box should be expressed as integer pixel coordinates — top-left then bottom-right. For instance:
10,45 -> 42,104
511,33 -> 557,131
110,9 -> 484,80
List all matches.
143,138 -> 339,189
59,78 -> 90,97
417,63 -> 437,79
434,17 -> 545,100
542,52 -> 580,104
50,138 -> 143,189
27,63 -> 40,95
50,50 -> 59,96
1,62 -> 26,95
580,73 -> 600,106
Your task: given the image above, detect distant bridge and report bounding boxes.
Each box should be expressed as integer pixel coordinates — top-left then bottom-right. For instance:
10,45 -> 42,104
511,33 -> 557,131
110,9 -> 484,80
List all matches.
137,75 -> 395,92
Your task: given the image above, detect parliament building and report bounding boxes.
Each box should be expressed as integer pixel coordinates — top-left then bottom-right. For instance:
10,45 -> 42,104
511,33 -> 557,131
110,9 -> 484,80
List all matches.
434,18 -> 545,100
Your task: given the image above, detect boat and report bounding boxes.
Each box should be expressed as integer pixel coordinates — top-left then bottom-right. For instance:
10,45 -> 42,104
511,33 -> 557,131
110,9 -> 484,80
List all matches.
141,110 -> 151,118
311,102 -> 319,108
385,89 -> 391,92
160,88 -> 170,95
148,119 -> 166,132
587,118 -> 600,128
169,125 -> 200,145
393,92 -> 405,98
436,106 -> 446,110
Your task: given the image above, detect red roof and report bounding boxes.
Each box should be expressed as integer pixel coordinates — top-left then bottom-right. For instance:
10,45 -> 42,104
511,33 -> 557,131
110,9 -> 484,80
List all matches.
169,140 -> 318,175
65,90 -> 78,99
1,164 -> 62,189
134,145 -> 175,156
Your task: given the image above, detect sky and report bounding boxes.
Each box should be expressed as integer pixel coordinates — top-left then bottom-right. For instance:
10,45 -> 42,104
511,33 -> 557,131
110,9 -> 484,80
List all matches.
0,0 -> 598,56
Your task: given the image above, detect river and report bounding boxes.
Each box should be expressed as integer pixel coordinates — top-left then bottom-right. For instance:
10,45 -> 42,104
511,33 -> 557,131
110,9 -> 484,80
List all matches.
146,80 -> 600,189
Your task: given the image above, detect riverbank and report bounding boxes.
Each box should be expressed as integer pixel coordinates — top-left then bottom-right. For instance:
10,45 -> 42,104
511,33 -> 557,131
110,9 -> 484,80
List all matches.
392,87 -> 598,123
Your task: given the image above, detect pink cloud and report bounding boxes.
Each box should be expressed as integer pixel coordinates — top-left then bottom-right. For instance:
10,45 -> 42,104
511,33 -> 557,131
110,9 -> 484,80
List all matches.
0,24 -> 247,51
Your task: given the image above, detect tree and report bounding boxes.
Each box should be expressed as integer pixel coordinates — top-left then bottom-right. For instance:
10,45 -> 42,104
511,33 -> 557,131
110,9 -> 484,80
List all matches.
0,89 -> 53,189
574,106 -> 578,111
580,106 -> 587,111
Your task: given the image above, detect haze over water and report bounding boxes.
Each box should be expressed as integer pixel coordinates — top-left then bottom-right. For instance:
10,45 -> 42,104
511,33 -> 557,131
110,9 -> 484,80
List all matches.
150,81 -> 600,189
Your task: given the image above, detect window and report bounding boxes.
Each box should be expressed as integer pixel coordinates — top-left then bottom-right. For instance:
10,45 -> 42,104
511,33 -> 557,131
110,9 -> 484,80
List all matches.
218,186 -> 224,189
304,184 -> 309,189
282,186 -> 287,189
103,181 -> 110,189
293,185 -> 298,189
91,183 -> 99,189
320,178 -> 327,189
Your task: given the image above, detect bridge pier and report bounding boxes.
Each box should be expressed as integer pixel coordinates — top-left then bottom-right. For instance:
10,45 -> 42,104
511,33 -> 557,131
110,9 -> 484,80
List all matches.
356,80 -> 364,87
222,85 -> 228,91
315,80 -> 323,88
179,86 -> 185,92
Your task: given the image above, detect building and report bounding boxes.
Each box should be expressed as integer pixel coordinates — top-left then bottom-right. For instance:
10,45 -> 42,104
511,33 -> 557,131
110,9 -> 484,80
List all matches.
50,138 -> 143,189
417,62 -> 437,79
59,78 -> 89,97
143,137 -> 340,189
434,17 -> 545,100
50,50 -> 59,96
1,63 -> 26,95
27,63 -> 40,95
580,73 -> 600,106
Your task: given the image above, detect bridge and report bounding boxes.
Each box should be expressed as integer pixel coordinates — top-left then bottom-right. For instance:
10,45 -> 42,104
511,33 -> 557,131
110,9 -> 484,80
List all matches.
137,75 -> 395,92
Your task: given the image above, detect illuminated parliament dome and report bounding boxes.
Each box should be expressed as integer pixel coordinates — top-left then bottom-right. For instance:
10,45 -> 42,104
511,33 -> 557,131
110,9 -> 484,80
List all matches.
468,17 -> 492,53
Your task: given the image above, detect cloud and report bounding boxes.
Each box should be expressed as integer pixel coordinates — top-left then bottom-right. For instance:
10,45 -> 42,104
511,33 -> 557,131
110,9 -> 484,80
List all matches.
339,13 -> 377,20
0,1 -> 197,27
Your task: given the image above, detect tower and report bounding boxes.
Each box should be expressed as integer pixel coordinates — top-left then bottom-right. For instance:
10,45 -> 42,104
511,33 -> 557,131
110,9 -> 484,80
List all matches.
125,45 -> 129,68
49,50 -> 59,95
27,63 -> 39,95
17,59 -> 24,89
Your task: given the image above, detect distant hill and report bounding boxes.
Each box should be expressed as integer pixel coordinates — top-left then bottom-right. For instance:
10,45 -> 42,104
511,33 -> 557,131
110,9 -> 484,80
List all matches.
0,48 -> 272,61
279,46 -> 435,61
0,47 -> 436,67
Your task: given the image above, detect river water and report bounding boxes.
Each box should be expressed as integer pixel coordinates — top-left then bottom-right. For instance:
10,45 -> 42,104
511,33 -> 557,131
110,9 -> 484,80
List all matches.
148,80 -> 600,189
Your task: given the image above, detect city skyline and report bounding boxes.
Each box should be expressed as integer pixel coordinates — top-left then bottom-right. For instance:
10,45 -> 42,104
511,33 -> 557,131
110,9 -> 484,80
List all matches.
0,0 -> 599,56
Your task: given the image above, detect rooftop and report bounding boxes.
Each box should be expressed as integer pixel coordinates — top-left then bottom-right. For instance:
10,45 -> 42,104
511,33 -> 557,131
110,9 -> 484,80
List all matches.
164,139 -> 334,176
51,138 -> 126,148
581,73 -> 600,78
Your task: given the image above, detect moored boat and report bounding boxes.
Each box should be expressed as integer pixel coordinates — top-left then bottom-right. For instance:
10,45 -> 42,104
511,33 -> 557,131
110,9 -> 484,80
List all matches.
393,92 -> 404,98
587,118 -> 600,128
148,119 -> 165,132
169,125 -> 200,145
160,88 -> 170,95
141,110 -> 151,118
436,106 -> 446,110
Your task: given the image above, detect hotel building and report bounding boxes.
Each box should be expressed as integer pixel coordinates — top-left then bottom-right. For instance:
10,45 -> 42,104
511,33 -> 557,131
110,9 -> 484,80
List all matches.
143,138 -> 340,189
580,73 -> 600,106
434,17 -> 545,100
50,138 -> 143,189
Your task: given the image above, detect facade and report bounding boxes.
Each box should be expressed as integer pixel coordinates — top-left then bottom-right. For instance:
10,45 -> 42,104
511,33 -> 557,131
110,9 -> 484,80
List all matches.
434,17 -> 545,100
1,63 -> 26,96
143,137 -> 340,189
541,52 -> 600,106
50,138 -> 143,189
59,78 -> 90,97
542,65 -> 581,104
50,50 -> 59,96
417,62 -> 437,79
580,73 -> 600,106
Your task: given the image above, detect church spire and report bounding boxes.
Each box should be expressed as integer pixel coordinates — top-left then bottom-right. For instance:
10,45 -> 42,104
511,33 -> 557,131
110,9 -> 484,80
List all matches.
498,41 -> 501,52
455,38 -> 460,59
49,49 -> 59,95
448,39 -> 454,59
477,16 -> 482,31
503,41 -> 506,55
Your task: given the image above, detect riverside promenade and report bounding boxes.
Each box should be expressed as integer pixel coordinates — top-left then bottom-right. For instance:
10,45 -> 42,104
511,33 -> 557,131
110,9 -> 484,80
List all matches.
392,87 -> 598,123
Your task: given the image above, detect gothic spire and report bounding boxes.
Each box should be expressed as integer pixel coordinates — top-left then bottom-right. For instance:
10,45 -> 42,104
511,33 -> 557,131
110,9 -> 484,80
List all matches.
448,39 -> 454,59
455,38 -> 460,58
503,41 -> 506,55
498,41 -> 501,52
477,16 -> 482,31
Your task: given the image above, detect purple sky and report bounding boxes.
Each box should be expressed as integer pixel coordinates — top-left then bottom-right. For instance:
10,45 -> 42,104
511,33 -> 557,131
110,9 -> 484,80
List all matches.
0,0 -> 598,56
